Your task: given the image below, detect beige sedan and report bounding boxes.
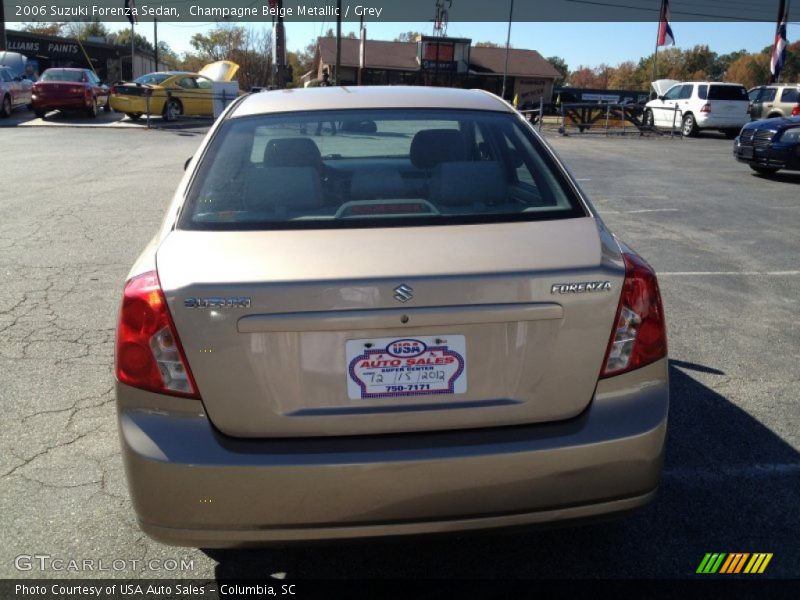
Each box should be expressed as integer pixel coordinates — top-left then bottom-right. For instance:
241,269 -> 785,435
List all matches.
115,86 -> 668,546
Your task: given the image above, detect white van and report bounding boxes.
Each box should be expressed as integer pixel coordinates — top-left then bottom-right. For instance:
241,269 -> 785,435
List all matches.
644,81 -> 750,138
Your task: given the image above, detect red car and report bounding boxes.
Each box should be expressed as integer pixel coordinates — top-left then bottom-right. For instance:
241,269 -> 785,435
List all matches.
32,68 -> 110,118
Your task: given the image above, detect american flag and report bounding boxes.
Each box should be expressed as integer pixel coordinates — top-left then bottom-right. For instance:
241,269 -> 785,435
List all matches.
657,0 -> 675,47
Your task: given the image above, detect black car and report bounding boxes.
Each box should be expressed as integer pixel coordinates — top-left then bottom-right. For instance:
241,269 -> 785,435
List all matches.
734,116 -> 800,175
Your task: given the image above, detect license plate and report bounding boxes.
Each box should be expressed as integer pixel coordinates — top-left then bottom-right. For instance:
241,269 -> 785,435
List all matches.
346,335 -> 467,400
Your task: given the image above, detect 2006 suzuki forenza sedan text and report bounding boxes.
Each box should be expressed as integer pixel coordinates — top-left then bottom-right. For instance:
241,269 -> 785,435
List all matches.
115,86 -> 668,546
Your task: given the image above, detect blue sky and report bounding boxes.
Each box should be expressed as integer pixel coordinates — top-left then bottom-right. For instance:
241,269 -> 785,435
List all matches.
105,21 -> 797,69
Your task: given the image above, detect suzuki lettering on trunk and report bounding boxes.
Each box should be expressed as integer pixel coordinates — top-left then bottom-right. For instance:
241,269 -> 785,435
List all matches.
346,336 -> 467,399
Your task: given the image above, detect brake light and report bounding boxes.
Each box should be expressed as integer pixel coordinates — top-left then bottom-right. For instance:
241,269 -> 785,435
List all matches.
110,85 -> 118,95
600,252 -> 667,378
115,271 -> 199,398
700,103 -> 711,113
792,105 -> 800,116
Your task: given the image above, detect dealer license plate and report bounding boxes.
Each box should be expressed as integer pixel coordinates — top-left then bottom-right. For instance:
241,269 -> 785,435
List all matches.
346,335 -> 467,400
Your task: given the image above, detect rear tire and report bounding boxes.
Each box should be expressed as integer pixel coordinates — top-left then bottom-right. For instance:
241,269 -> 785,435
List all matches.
0,95 -> 11,118
681,113 -> 698,137
86,96 -> 98,118
750,165 -> 779,175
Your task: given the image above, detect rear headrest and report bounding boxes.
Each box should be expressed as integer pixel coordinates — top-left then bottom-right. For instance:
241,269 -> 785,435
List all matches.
429,161 -> 507,206
243,166 -> 323,213
350,169 -> 407,199
410,129 -> 467,169
263,138 -> 322,172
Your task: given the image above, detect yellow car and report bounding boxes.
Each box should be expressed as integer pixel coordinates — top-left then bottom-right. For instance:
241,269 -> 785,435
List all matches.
109,61 -> 239,121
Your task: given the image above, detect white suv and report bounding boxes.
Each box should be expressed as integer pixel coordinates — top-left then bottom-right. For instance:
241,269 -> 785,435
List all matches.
644,81 -> 750,138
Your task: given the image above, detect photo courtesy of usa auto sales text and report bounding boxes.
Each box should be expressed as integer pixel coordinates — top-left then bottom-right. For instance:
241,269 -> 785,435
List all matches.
14,583 -> 297,597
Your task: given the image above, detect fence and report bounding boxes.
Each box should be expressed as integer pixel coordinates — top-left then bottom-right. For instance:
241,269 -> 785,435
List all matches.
521,101 -> 687,138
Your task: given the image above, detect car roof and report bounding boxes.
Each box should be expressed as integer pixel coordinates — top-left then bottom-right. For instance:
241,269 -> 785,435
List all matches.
43,67 -> 88,72
231,86 -> 511,118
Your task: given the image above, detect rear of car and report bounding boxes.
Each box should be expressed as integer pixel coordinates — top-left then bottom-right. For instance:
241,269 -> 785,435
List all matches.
692,83 -> 750,135
115,87 -> 668,546
32,69 -> 97,117
748,85 -> 800,120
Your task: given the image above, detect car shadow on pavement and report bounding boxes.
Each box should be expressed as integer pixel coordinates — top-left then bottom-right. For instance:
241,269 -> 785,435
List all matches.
752,171 -> 800,184
204,360 -> 799,579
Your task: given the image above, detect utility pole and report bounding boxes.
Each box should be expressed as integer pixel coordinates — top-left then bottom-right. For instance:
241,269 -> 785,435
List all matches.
335,0 -> 342,84
357,13 -> 365,85
1,0 -> 7,51
501,0 -> 514,100
276,0 -> 286,88
153,18 -> 158,69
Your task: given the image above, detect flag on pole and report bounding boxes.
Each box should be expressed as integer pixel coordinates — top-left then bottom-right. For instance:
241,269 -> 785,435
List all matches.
657,0 -> 675,47
124,0 -> 138,25
770,2 -> 789,81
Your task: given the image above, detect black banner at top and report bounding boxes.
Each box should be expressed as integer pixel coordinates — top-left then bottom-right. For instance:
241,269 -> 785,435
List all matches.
3,0 -> 799,23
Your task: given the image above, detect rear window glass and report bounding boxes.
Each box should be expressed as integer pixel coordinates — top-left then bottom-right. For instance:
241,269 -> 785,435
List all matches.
134,73 -> 173,85
40,70 -> 84,82
708,85 -> 747,101
781,88 -> 798,103
179,109 -> 585,231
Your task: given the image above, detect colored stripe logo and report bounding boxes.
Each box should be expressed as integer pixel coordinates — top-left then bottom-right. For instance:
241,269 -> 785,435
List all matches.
697,553 -> 773,574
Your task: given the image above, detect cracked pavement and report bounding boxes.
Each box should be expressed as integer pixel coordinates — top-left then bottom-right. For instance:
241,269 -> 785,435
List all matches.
1,127 -> 798,580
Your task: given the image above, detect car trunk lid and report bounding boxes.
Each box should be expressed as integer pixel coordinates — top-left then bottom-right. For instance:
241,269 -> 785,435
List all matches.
157,218 -> 623,437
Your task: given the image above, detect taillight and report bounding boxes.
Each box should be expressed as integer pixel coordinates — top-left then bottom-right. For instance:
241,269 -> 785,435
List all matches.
600,252 -> 667,378
792,105 -> 800,117
700,103 -> 711,113
115,271 -> 199,398
111,85 -> 118,95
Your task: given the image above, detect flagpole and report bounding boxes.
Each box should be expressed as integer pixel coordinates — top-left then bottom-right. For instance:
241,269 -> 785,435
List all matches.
651,0 -> 663,85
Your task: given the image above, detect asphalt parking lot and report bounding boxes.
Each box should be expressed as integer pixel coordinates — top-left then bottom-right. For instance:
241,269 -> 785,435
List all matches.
0,125 -> 797,581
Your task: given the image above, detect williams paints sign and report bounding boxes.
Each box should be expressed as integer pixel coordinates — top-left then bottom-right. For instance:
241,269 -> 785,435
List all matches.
8,39 -> 81,57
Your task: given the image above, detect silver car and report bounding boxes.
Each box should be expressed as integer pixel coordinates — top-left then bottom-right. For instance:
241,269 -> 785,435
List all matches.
115,86 -> 668,547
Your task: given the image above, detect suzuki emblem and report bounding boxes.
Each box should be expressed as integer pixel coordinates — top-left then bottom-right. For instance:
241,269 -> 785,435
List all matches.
393,284 -> 414,303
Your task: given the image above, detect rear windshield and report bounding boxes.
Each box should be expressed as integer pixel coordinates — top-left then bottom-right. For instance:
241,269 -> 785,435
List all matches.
708,85 -> 747,101
134,73 -> 173,85
179,109 -> 585,230
40,70 -> 84,82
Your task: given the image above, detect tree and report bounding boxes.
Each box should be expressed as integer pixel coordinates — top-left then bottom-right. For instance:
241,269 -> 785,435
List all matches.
21,22 -> 66,37
190,25 -> 247,62
394,31 -> 426,42
156,41 -> 180,70
546,56 -> 568,79
65,19 -> 109,40
111,29 -> 154,53
608,61 -> 638,89
475,41 -> 501,48
725,53 -> 770,88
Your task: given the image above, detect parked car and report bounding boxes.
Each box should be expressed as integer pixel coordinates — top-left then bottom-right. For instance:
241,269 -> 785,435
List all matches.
644,80 -> 750,137
0,66 -> 32,117
109,61 -> 239,121
733,115 -> 800,175
115,86 -> 668,547
748,84 -> 800,120
31,68 -> 110,118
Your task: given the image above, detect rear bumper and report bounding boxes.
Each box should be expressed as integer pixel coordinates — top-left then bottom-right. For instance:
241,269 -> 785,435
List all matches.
117,359 -> 668,547
32,95 -> 87,111
695,114 -> 748,129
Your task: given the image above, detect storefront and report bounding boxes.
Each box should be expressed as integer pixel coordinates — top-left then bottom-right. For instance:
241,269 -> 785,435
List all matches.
310,36 -> 562,104
6,30 -> 165,82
